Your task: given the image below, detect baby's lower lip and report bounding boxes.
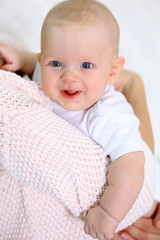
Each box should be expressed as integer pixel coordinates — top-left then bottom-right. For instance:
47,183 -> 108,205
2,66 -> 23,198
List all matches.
61,90 -> 81,99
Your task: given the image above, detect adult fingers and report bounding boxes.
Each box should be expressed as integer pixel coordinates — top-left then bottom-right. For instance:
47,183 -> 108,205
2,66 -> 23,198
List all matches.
113,233 -> 131,240
132,217 -> 160,234
120,223 -> 160,240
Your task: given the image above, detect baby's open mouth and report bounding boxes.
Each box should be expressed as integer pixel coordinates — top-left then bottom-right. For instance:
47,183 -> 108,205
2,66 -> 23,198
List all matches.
61,90 -> 81,98
64,90 -> 78,95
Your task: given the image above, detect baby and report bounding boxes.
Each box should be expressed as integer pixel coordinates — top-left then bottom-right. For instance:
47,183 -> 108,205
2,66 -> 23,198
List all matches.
0,0 -> 156,239
37,1 -> 156,239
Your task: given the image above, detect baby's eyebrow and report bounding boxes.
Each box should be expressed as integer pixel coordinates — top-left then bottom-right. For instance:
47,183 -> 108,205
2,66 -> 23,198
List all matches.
80,57 -> 97,62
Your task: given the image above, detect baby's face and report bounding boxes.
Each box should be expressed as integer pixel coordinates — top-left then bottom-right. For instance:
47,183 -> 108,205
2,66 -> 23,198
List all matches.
40,24 -> 116,111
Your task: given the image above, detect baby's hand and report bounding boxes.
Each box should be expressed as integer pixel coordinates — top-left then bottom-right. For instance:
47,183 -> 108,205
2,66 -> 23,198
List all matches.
84,206 -> 119,240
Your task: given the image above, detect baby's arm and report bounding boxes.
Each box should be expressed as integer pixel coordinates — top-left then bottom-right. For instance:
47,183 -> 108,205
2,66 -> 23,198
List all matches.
84,151 -> 145,240
0,43 -> 37,77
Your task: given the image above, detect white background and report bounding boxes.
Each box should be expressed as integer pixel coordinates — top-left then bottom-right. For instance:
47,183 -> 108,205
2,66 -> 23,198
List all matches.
0,0 -> 160,159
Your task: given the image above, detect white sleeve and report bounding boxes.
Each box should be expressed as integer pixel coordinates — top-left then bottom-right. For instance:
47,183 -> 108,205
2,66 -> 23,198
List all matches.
154,159 -> 160,202
87,88 -> 143,161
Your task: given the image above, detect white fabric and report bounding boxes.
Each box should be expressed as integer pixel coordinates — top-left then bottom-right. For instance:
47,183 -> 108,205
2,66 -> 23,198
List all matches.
51,85 -> 143,161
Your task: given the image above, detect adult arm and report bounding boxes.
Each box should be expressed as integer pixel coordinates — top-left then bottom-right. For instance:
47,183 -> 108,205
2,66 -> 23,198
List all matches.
114,69 -> 160,240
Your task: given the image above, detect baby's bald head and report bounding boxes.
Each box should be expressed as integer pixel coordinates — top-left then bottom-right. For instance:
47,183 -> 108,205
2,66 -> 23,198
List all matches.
41,0 -> 120,56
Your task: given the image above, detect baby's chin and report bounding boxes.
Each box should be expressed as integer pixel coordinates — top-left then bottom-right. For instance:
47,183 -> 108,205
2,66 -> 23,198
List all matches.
58,101 -> 96,111
60,104 -> 84,112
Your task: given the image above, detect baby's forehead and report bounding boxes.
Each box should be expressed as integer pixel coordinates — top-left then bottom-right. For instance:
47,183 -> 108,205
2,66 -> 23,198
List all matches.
43,16 -> 119,43
42,24 -> 117,61
43,22 -> 114,45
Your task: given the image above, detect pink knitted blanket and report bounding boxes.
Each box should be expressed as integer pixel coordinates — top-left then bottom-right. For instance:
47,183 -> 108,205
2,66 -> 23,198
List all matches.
0,70 -> 154,239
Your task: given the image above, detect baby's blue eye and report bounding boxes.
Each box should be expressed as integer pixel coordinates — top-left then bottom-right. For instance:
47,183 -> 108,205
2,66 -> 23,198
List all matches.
81,62 -> 93,69
50,61 -> 62,67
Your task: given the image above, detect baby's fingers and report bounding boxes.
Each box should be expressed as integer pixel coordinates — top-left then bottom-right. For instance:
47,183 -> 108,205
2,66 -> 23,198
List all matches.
84,224 -> 96,238
97,233 -> 106,240
84,224 -> 106,240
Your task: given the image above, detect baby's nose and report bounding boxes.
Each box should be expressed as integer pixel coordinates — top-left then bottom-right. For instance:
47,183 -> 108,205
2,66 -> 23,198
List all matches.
60,71 -> 78,83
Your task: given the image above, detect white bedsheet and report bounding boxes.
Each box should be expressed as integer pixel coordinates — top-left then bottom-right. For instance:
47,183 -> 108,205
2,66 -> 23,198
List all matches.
0,0 -> 160,159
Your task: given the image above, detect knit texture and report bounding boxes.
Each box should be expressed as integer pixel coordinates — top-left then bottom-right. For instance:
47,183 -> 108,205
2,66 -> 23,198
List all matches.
0,70 -> 154,239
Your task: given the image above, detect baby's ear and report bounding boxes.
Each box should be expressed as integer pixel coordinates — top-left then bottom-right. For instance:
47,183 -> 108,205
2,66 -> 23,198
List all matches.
36,53 -> 41,63
108,57 -> 125,85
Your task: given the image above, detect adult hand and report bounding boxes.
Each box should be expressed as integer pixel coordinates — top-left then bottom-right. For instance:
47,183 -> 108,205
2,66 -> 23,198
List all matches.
116,203 -> 160,240
0,42 -> 37,76
0,42 -> 25,72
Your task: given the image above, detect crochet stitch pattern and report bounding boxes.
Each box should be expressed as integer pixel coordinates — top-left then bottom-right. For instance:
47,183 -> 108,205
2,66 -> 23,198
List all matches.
0,70 -> 154,239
